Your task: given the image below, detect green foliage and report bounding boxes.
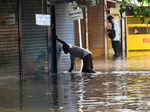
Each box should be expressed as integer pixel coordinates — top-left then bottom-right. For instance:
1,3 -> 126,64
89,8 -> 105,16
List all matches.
137,0 -> 143,2
120,0 -> 127,14
120,0 -> 150,24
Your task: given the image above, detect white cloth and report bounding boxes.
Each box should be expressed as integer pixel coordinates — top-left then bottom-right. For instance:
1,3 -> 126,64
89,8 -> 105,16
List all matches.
112,21 -> 120,41
69,46 -> 92,64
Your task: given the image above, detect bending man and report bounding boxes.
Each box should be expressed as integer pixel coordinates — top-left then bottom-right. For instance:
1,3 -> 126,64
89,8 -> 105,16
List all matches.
56,37 -> 95,73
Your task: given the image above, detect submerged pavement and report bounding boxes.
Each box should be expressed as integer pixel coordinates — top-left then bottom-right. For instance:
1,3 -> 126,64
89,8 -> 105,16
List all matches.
1,72 -> 150,112
93,55 -> 150,71
76,55 -> 150,72
1,55 -> 150,112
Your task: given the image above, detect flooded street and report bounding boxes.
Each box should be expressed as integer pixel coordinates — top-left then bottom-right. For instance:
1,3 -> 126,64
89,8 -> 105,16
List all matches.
1,72 -> 150,112
1,56 -> 150,112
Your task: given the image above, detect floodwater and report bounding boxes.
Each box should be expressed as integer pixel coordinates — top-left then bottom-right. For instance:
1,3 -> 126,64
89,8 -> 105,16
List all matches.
1,72 -> 150,112
1,56 -> 150,112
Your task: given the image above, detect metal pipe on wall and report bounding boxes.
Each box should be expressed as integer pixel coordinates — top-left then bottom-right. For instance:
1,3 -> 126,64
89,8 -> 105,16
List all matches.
121,12 -> 126,59
78,19 -> 82,48
49,4 -> 57,74
17,0 -> 23,80
104,0 -> 108,60
85,8 -> 89,50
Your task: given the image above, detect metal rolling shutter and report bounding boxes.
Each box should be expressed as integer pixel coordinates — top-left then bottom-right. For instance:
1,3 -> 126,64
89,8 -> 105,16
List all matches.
22,0 -> 48,75
55,3 -> 75,72
0,0 -> 19,77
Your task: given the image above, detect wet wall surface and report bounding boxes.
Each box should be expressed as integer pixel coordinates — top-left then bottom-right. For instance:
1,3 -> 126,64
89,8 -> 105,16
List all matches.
1,72 -> 150,112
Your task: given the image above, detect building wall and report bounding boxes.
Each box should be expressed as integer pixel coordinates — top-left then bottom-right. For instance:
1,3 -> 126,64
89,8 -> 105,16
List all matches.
88,0 -> 105,57
74,0 -> 105,58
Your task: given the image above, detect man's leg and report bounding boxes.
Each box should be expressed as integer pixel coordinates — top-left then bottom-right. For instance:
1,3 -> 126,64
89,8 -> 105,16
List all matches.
112,41 -> 121,57
82,57 -> 88,72
117,41 -> 121,56
88,54 -> 95,73
112,41 -> 117,56
115,41 -> 121,56
82,54 -> 95,73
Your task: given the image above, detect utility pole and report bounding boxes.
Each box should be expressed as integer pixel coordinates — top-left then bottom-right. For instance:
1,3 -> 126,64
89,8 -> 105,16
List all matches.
49,3 -> 57,74
85,8 -> 89,50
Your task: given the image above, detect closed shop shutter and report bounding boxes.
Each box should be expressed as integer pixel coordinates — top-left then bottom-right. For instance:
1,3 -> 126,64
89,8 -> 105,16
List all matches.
55,3 -> 75,72
22,0 -> 48,75
0,0 -> 19,77
0,0 -> 20,109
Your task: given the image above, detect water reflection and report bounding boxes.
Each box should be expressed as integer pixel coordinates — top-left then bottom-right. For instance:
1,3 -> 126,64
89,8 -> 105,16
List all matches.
23,75 -> 49,112
72,73 -> 150,112
48,73 -> 77,112
95,55 -> 150,71
1,73 -> 150,112
0,77 -> 21,112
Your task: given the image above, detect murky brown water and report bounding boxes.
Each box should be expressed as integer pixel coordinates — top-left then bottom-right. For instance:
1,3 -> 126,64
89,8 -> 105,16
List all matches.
94,56 -> 150,71
1,72 -> 150,112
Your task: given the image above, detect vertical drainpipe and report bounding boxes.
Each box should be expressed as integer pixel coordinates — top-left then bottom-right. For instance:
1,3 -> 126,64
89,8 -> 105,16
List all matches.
17,0 -> 23,80
104,0 -> 108,60
17,0 -> 24,110
78,19 -> 82,48
121,12 -> 126,59
49,2 -> 57,74
77,8 -> 83,72
85,8 -> 89,50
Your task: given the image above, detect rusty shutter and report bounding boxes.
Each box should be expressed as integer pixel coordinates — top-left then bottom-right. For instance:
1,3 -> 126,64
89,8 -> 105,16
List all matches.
0,0 -> 20,77
21,0 -> 48,75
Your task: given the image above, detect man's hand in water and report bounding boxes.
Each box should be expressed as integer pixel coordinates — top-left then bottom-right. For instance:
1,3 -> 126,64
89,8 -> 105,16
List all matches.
69,69 -> 72,72
69,65 -> 73,72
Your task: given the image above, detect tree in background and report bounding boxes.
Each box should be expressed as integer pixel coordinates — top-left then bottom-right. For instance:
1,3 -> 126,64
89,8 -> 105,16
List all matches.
120,0 -> 150,24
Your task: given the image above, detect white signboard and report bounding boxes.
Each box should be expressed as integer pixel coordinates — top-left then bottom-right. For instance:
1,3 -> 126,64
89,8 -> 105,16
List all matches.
5,13 -> 15,25
35,14 -> 50,26
69,8 -> 83,20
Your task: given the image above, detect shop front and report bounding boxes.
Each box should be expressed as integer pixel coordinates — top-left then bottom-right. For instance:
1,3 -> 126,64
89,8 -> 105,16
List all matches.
126,16 -> 150,58
0,0 -> 103,74
0,0 -> 48,77
0,0 -> 20,76
74,0 -> 105,58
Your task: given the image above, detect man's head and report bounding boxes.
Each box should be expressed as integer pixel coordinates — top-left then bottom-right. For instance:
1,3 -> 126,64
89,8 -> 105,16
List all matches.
62,44 -> 70,54
107,16 -> 114,23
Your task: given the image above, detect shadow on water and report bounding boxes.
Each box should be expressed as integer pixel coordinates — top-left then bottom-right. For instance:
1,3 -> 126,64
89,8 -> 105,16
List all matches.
1,72 -> 150,112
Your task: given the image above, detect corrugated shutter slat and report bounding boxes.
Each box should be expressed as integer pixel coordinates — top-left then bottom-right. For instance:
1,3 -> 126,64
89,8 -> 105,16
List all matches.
0,0 -> 19,76
22,0 -> 48,75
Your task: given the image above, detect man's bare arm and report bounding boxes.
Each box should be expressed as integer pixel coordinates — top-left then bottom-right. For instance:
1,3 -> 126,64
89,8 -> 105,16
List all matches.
56,36 -> 67,45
